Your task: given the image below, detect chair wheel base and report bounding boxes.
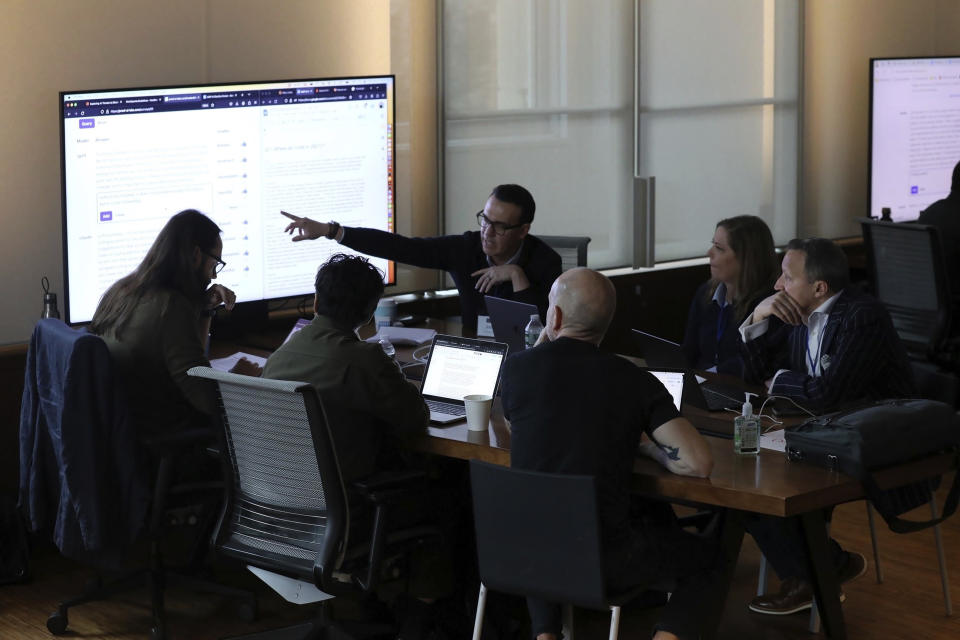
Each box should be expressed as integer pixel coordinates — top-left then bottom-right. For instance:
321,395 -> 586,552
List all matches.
46,610 -> 68,635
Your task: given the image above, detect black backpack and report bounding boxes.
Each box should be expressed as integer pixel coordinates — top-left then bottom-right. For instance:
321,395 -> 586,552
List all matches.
0,495 -> 30,584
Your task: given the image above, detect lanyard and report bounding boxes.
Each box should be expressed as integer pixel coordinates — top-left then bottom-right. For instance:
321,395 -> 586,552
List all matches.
714,301 -> 728,364
804,323 -> 824,376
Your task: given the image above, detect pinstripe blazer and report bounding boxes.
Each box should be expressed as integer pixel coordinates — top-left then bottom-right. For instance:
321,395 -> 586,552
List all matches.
742,288 -> 916,412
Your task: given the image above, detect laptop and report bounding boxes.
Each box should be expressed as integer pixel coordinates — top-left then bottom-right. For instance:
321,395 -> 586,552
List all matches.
485,295 -> 540,354
645,367 -> 744,438
646,368 -> 685,411
420,334 -> 510,424
283,317 -> 311,344
633,329 -> 749,412
633,330 -> 689,370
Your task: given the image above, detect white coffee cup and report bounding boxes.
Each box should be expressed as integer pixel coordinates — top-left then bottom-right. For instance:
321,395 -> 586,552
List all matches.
463,394 -> 493,432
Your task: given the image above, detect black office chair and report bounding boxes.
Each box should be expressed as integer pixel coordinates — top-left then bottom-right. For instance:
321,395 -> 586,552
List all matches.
860,218 -> 959,370
18,319 -> 254,640
187,366 -> 440,640
539,235 -> 591,271
469,460 -> 648,640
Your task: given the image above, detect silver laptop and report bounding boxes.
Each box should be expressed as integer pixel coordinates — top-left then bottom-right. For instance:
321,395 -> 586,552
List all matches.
420,334 -> 509,424
485,295 -> 540,354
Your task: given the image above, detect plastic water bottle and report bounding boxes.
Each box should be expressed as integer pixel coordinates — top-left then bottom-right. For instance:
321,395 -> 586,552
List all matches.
524,314 -> 543,349
378,336 -> 396,359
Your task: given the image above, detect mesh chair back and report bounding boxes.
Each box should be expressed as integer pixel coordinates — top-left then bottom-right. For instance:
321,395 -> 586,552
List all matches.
539,235 -> 591,271
469,460 -> 608,609
187,367 -> 348,583
861,219 -> 951,355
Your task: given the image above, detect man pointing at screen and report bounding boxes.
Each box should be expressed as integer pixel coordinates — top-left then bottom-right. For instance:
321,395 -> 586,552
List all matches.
280,183 -> 562,332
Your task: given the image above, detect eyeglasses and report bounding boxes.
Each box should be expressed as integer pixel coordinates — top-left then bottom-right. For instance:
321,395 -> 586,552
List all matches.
476,211 -> 525,236
203,250 -> 226,274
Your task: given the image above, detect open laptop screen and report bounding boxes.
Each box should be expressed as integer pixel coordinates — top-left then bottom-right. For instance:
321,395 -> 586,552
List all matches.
421,336 -> 508,404
647,369 -> 685,412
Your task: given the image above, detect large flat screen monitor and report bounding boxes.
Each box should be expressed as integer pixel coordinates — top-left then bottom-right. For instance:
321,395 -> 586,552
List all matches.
61,75 -> 396,324
869,56 -> 960,222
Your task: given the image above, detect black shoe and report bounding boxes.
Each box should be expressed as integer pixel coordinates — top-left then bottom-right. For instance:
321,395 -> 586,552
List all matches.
837,551 -> 867,585
748,577 -> 848,615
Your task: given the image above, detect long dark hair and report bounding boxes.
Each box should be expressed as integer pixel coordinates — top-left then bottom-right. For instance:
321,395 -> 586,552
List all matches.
707,215 -> 778,322
90,209 -> 222,337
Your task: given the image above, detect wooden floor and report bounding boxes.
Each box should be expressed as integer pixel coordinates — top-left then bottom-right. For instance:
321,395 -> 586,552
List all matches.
2,475 -> 959,640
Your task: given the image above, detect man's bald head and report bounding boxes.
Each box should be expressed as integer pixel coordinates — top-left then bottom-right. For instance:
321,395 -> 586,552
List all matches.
545,268 -> 617,345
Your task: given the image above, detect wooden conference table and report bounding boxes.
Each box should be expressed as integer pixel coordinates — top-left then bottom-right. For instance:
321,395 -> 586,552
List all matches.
414,395 -> 955,640
225,317 -> 954,639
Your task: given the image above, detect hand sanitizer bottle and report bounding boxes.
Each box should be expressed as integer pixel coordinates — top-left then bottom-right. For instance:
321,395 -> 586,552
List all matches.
734,392 -> 760,455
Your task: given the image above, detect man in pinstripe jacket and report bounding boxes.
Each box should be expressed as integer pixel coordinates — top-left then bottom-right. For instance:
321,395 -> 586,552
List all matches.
740,237 -> 915,413
738,237 -> 915,616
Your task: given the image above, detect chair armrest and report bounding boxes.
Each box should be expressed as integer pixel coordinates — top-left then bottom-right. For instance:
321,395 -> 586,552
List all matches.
351,470 -> 428,504
348,470 -> 435,594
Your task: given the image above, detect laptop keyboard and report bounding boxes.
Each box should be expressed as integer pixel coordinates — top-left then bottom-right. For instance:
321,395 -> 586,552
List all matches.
425,399 -> 466,417
700,382 -> 748,411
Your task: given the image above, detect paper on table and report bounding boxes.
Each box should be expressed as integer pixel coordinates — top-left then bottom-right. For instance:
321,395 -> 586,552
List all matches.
210,351 -> 267,372
365,326 -> 437,346
476,315 -> 495,338
760,428 -> 787,452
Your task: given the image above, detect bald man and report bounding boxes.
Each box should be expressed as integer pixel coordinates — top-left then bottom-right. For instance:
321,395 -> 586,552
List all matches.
501,268 -> 723,640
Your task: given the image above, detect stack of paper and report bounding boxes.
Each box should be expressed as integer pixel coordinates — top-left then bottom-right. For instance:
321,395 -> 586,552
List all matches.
209,352 -> 267,372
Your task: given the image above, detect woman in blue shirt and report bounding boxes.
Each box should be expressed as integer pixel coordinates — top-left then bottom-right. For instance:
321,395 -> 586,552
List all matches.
682,215 -> 778,375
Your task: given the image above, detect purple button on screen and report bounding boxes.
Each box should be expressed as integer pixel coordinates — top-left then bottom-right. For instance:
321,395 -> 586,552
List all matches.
911,185 -> 919,194
100,211 -> 113,221
79,118 -> 95,129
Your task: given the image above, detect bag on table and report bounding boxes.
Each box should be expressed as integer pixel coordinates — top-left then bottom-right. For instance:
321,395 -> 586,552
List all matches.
784,399 -> 960,533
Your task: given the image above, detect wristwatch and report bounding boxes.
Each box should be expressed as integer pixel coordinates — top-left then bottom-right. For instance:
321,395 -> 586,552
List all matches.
326,221 -> 341,240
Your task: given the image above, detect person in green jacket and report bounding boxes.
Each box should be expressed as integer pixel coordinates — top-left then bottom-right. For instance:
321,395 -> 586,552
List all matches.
263,253 -> 429,482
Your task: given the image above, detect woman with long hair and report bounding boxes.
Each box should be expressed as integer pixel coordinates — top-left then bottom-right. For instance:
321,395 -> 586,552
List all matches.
91,209 -> 252,435
681,215 -> 778,376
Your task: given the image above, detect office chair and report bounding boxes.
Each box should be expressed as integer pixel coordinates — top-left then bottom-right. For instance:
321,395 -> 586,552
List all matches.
18,319 -> 254,640
539,235 -> 591,271
469,460 -> 649,640
860,218 -> 959,369
187,366 -> 441,640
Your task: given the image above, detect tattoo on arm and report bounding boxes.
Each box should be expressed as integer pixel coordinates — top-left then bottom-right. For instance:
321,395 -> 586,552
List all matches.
658,443 -> 680,461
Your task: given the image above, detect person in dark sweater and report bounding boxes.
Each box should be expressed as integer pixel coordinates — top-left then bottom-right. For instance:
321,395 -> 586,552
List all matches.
918,159 -> 960,301
682,215 -> 778,376
279,184 -> 562,331
503,268 -> 722,640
